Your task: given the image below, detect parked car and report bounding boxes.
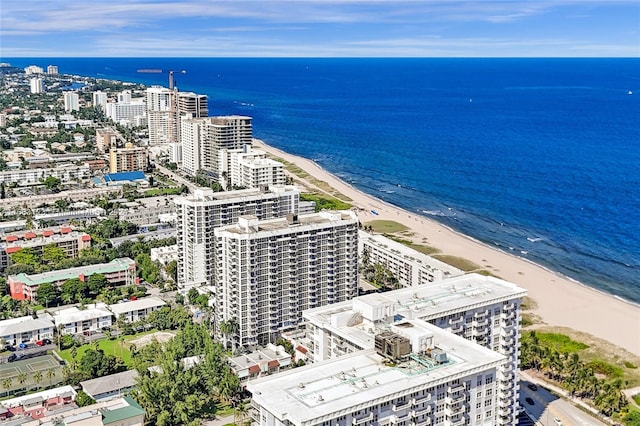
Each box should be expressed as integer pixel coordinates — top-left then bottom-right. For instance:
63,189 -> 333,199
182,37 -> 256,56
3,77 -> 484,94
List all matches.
42,338 -> 52,345
35,340 -> 44,346
4,345 -> 15,352
18,342 -> 28,349
525,397 -> 534,405
527,383 -> 538,391
7,354 -> 17,362
15,354 -> 25,361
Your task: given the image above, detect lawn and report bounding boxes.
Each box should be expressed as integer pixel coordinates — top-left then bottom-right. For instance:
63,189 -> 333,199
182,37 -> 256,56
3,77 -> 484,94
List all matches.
144,187 -> 183,197
364,220 -> 408,234
300,193 -> 351,211
431,254 -> 482,272
56,331 -> 164,368
383,234 -> 440,255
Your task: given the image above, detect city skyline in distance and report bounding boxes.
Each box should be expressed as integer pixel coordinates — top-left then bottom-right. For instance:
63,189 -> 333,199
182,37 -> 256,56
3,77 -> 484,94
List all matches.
1,0 -> 639,58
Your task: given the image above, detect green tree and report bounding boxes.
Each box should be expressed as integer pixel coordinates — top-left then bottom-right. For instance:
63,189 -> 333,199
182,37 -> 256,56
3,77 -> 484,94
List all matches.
42,244 -> 67,265
9,247 -> 40,267
17,372 -> 27,390
86,274 -> 109,295
46,368 -> 56,387
36,282 -> 60,308
2,377 -> 12,394
75,390 -> 95,407
165,260 -> 178,283
43,176 -> 62,191
32,370 -> 43,388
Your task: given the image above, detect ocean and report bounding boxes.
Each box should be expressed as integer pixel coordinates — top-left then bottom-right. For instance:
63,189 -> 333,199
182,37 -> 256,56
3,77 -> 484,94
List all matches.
6,58 -> 640,303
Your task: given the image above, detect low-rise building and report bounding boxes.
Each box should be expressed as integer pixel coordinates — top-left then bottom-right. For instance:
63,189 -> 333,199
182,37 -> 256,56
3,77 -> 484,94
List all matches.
0,385 -> 76,421
228,343 -> 292,385
109,144 -> 149,173
0,227 -> 92,272
248,321 -> 507,426
115,196 -> 176,225
54,304 -> 113,335
359,231 -> 464,287
79,370 -> 139,402
108,298 -> 166,323
150,245 -> 178,266
17,395 -> 144,426
0,163 -> 91,186
8,257 -> 137,301
0,314 -> 54,346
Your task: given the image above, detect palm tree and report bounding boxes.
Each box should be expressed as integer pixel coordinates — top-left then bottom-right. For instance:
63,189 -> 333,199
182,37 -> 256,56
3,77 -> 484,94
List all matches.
219,318 -> 239,350
234,401 -> 248,426
2,377 -> 12,395
17,372 -> 27,390
33,371 -> 43,389
46,368 -> 56,387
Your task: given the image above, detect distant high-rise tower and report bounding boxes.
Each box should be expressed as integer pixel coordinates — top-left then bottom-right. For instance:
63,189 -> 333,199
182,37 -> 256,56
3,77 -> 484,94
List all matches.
177,92 -> 208,118
63,92 -> 79,112
47,65 -> 58,75
180,115 -> 252,178
92,91 -> 108,111
29,78 -> 43,94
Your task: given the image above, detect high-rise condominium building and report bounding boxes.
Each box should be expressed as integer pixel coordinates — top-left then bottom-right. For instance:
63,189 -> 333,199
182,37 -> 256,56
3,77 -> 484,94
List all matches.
301,274 -> 527,425
177,92 -> 208,118
249,320 -> 507,426
63,91 -> 80,112
24,65 -> 43,75
174,186 -> 301,288
218,145 -> 286,190
29,77 -> 43,94
92,91 -> 108,111
47,65 -> 59,74
213,210 -> 359,349
109,144 -> 149,173
146,86 -> 208,145
180,115 -> 252,178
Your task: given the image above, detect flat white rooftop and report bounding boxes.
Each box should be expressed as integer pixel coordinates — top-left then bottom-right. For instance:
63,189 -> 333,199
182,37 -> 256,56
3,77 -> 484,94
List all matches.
248,320 -> 505,424
108,297 -> 166,315
303,273 -> 526,349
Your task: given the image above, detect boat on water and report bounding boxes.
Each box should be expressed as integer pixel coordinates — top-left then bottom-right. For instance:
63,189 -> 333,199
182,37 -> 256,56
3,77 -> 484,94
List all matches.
137,69 -> 163,73
628,90 -> 633,95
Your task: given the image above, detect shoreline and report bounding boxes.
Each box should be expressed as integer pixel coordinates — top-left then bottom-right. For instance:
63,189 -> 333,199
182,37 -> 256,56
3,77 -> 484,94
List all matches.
254,139 -> 640,355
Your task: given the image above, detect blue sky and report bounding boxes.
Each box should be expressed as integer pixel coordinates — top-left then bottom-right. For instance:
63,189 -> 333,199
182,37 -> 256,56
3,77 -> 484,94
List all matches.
1,1 -> 639,57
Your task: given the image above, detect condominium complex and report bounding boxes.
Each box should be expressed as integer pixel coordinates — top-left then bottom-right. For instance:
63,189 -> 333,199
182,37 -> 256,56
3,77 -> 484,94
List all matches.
0,163 -> 91,186
63,91 -> 79,112
109,144 -> 149,173
8,257 -> 137,301
213,210 -> 359,349
146,86 -> 208,145
174,185 -> 301,287
105,98 -> 146,126
0,314 -> 55,345
249,320 -> 507,426
0,227 -> 92,271
108,297 -> 166,323
46,65 -> 59,75
177,91 -> 208,118
24,65 -> 44,75
301,273 -> 526,425
96,128 -> 118,153
219,145 -> 286,190
180,115 -> 252,178
359,231 -> 464,287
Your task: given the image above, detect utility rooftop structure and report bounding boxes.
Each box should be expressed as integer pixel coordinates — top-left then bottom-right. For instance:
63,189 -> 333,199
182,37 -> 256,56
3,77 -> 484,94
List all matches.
249,320 -> 507,426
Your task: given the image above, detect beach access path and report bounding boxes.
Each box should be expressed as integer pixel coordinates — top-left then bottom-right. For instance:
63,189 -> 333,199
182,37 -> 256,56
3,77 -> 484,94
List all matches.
254,139 -> 640,356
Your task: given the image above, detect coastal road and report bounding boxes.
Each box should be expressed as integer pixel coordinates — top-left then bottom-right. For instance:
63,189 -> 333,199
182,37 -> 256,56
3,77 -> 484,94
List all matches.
520,380 -> 607,426
153,163 -> 199,194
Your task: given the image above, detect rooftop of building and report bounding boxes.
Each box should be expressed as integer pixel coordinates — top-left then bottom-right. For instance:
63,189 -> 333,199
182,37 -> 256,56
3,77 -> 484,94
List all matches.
1,385 -> 76,409
303,273 -> 526,348
248,320 -> 505,423
219,210 -> 357,236
174,184 -> 299,204
103,171 -> 146,182
228,344 -> 291,371
80,370 -> 139,398
53,304 -> 113,325
0,314 -> 54,336
108,297 -> 166,315
9,258 -> 135,287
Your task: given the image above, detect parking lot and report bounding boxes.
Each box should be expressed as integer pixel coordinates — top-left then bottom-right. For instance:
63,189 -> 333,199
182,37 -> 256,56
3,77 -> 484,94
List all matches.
0,354 -> 64,394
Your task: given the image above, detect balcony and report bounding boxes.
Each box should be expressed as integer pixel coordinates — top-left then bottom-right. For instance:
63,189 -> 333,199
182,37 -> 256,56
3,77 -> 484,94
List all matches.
410,405 -> 431,416
411,394 -> 431,404
409,418 -> 431,426
352,413 -> 373,425
447,384 -> 466,394
498,408 -> 511,417
450,416 -> 465,426
501,311 -> 515,321
392,401 -> 410,411
449,316 -> 464,325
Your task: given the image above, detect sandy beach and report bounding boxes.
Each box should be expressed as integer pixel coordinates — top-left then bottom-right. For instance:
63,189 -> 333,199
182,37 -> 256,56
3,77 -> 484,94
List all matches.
254,139 -> 640,355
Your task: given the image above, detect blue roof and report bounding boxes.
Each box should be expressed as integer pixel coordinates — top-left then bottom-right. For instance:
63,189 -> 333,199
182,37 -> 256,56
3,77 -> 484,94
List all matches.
104,171 -> 146,182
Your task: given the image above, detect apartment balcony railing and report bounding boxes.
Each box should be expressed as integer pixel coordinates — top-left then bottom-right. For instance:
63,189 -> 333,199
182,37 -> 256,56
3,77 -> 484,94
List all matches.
352,413 -> 373,425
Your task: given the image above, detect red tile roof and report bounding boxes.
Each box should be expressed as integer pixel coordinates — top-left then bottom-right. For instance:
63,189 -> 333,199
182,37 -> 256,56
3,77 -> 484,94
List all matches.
60,227 -> 72,234
5,235 -> 18,242
248,365 -> 260,374
81,235 -> 91,242
24,232 -> 37,239
296,345 -> 308,354
42,230 -> 54,237
267,360 -> 280,368
6,247 -> 21,254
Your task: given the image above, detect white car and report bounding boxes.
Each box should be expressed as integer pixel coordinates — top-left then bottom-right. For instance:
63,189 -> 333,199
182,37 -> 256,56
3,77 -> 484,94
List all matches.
554,417 -> 562,426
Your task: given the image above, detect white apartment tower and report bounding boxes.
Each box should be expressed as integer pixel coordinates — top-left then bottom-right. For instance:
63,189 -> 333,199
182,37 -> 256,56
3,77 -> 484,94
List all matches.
173,185 -> 302,288
47,65 -> 59,75
29,78 -> 43,94
249,320 -> 507,426
146,86 -> 172,145
214,210 -> 359,349
180,115 -> 253,178
301,274 -> 527,426
218,145 -> 286,190
178,92 -> 208,118
63,91 -> 80,112
92,91 -> 108,111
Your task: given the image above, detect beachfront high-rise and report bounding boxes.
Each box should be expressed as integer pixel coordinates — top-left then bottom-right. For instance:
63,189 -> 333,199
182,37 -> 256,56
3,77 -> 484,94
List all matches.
92,91 -> 108,111
147,86 -> 208,145
249,320 -> 507,426
180,115 -> 253,178
47,65 -> 59,75
214,211 -> 359,349
173,185 -> 301,288
29,77 -> 43,94
177,91 -> 208,118
300,274 -> 526,425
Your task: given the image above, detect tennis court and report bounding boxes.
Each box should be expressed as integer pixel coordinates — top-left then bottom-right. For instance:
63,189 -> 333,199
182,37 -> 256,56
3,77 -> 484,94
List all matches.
0,354 -> 63,395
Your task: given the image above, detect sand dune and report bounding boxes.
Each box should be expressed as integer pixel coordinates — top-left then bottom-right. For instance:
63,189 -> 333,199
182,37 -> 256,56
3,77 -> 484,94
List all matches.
255,139 -> 640,355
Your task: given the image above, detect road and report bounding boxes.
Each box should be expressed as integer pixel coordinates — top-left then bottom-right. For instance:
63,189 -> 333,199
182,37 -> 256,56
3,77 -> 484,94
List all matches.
520,380 -> 607,426
153,163 -> 199,194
